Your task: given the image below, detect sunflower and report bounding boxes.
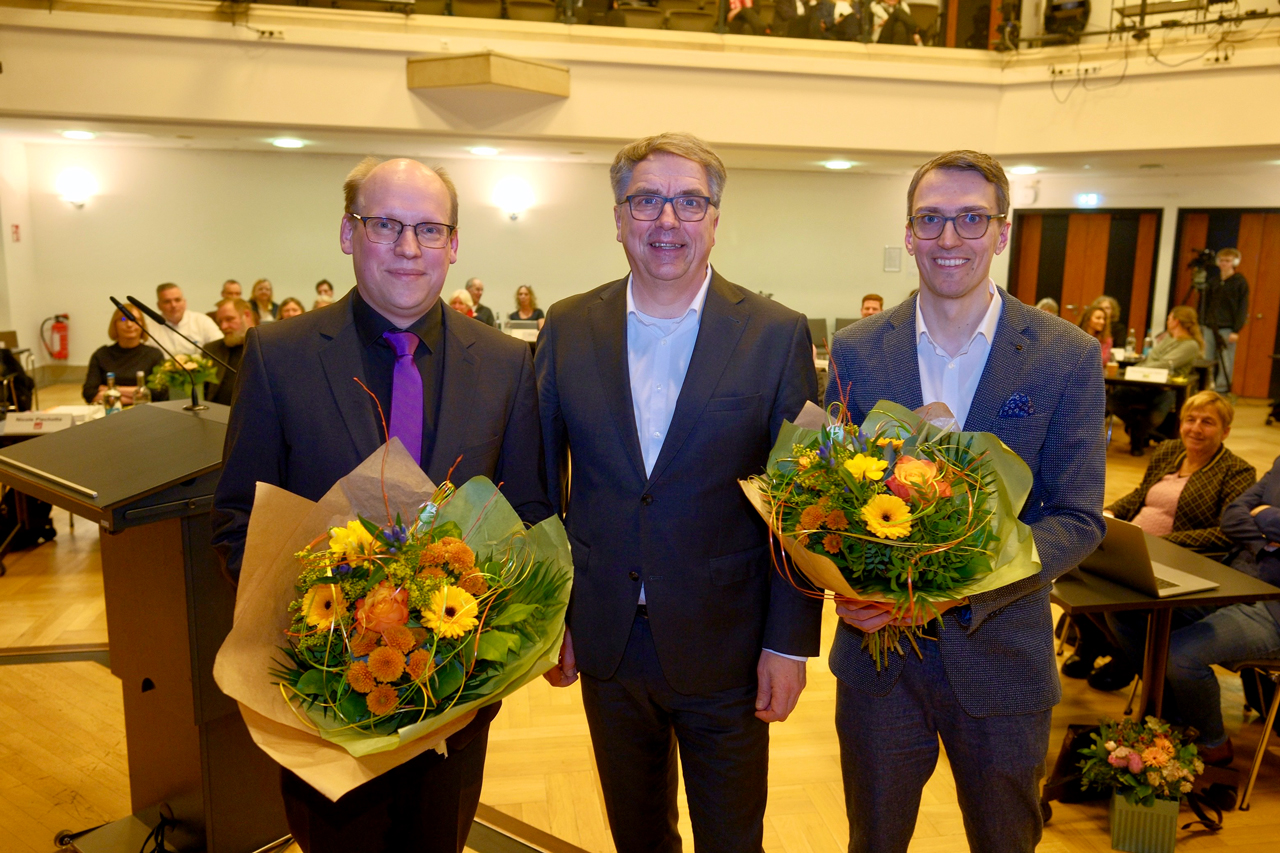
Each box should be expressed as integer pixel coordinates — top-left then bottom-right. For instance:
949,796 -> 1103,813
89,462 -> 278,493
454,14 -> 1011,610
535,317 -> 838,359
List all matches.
366,684 -> 400,716
301,583 -> 346,631
368,646 -> 406,682
861,494 -> 912,540
423,586 -> 480,639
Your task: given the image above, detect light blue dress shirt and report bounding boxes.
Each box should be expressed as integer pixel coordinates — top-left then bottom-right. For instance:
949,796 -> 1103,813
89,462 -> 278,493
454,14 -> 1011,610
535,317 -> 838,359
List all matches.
914,280 -> 1002,430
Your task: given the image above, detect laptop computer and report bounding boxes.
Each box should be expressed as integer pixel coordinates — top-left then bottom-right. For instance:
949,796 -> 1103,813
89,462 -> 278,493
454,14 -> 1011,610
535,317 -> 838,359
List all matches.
1079,517 -> 1220,598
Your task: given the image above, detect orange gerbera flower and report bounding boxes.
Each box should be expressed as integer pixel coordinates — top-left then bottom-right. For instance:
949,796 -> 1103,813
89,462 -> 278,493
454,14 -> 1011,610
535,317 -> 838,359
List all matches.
823,533 -> 842,554
368,646 -> 406,682
406,649 -> 435,681
381,624 -> 417,654
349,630 -> 379,657
346,661 -> 375,694
799,505 -> 827,530
366,684 -> 400,716
301,583 -> 346,631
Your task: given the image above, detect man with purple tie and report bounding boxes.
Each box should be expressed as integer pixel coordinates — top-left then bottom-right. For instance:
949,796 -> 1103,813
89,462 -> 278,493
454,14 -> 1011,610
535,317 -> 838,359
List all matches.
212,157 -> 549,853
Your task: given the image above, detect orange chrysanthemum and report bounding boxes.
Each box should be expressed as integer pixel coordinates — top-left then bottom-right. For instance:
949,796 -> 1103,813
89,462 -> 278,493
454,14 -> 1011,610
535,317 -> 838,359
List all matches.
365,684 -> 400,716
347,660 -> 376,694
349,630 -> 379,657
406,649 -> 435,681
368,646 -> 406,683
417,563 -> 447,580
457,572 -> 489,597
799,505 -> 827,530
443,539 -> 475,573
381,624 -> 417,654
825,510 -> 850,531
796,533 -> 809,547
823,533 -> 842,554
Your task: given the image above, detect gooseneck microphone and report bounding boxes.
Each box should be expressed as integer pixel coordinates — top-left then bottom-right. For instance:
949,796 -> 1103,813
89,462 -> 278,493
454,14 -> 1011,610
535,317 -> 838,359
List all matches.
111,296 -> 207,412
126,295 -> 237,376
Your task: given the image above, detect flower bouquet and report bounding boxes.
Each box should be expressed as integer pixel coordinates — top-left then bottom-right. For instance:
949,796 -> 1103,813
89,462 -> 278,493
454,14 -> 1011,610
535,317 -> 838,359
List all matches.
741,399 -> 1041,668
147,354 -> 217,399
214,440 -> 571,801
1079,716 -> 1204,806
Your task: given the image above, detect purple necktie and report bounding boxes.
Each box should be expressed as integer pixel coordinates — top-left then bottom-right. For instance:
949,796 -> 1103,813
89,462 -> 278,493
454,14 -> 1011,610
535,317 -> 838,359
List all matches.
382,330 -> 422,465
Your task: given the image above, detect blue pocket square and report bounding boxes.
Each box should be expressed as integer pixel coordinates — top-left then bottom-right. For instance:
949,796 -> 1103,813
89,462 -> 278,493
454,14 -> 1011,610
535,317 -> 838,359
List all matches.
998,393 -> 1034,418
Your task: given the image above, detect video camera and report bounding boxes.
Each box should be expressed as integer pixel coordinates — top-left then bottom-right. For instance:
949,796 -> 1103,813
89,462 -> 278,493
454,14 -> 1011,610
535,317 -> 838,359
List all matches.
1187,248 -> 1217,290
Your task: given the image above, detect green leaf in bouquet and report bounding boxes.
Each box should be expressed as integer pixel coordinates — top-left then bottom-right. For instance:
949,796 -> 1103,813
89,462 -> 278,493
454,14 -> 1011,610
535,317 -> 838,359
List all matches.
295,668 -> 327,696
476,630 -> 520,662
429,520 -> 464,541
337,689 -> 368,722
431,659 -> 466,701
488,603 -> 540,626
358,516 -> 381,537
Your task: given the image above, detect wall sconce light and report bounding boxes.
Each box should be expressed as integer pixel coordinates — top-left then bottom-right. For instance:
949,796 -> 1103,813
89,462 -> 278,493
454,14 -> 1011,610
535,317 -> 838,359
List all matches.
55,167 -> 99,208
492,176 -> 535,221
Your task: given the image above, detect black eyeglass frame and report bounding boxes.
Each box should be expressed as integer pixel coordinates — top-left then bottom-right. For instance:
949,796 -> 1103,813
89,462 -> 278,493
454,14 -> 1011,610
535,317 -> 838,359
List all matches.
349,213 -> 457,248
907,213 -> 1008,240
621,194 -> 717,222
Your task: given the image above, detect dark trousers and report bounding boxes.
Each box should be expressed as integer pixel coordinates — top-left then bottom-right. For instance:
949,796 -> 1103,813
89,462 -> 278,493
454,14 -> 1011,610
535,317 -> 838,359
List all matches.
877,6 -> 918,43
280,714 -> 492,853
580,613 -> 769,853
1109,385 -> 1177,449
835,638 -> 1052,853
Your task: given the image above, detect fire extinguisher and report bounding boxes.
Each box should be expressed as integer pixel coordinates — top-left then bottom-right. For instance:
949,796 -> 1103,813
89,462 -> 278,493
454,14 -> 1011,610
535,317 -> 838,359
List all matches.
41,314 -> 69,360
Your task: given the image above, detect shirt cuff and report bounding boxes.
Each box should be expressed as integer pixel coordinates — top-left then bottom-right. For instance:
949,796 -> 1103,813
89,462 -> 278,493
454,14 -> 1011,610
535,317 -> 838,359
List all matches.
762,648 -> 808,662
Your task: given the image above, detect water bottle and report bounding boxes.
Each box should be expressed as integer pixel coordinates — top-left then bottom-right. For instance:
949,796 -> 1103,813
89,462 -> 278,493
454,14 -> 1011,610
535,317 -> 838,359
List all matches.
103,372 -> 123,415
1142,335 -> 1153,358
133,370 -> 152,406
1125,328 -> 1137,358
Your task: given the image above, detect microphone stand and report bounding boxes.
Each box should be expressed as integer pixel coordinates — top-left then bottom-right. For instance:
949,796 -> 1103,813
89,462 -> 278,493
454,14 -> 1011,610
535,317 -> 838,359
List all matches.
111,297 -> 207,412
126,295 -> 237,376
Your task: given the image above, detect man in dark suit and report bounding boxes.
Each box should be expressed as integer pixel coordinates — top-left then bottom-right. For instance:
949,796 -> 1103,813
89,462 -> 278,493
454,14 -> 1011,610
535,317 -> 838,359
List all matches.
826,150 -> 1106,852
204,296 -> 254,406
536,132 -> 823,853
212,157 -> 549,853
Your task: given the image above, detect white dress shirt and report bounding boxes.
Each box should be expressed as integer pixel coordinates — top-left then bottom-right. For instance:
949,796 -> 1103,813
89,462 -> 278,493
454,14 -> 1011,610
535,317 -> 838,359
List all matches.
915,280 -> 1002,430
146,310 -> 223,357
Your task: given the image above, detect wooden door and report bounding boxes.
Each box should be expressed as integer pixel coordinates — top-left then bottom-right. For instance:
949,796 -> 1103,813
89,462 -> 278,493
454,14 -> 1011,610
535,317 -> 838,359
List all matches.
1235,213 -> 1280,398
1060,213 -> 1111,323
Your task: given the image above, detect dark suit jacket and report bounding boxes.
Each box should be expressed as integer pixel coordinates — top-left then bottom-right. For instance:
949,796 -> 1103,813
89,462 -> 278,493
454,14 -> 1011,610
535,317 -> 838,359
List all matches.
536,271 -> 823,696
204,338 -> 244,408
1109,439 -> 1256,560
826,293 -> 1107,717
212,291 -> 550,576
1222,454 -> 1280,623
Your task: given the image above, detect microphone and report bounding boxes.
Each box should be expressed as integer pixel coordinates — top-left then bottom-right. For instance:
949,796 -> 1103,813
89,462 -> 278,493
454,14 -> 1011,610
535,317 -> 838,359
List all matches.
111,297 -> 207,412
126,295 -> 236,376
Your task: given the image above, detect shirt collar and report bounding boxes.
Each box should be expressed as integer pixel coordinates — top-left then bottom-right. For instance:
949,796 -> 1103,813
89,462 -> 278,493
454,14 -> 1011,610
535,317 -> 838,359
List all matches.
626,266 -> 713,327
915,280 -> 1002,358
352,289 -> 444,354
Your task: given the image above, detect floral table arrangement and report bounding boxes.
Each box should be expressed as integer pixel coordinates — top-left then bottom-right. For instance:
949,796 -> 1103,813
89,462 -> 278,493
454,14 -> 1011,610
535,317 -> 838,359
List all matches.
1078,716 -> 1203,853
147,354 -> 217,400
741,398 -> 1041,668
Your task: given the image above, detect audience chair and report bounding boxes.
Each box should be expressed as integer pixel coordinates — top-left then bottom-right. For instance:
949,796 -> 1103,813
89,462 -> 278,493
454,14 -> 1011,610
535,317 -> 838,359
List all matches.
620,5 -> 665,26
666,8 -> 717,29
1225,659 -> 1280,811
452,0 -> 504,16
834,317 -> 859,333
0,332 -> 36,411
508,0 -> 560,19
808,317 -> 830,358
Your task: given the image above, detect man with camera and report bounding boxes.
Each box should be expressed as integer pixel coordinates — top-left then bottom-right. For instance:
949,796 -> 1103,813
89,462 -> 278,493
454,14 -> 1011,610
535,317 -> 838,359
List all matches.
1199,248 -> 1249,395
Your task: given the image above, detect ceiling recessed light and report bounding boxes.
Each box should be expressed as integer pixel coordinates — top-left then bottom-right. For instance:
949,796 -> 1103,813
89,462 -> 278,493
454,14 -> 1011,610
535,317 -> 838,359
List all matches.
271,138 -> 306,149
1009,165 -> 1039,176
470,146 -> 499,157
61,130 -> 96,141
823,160 -> 856,170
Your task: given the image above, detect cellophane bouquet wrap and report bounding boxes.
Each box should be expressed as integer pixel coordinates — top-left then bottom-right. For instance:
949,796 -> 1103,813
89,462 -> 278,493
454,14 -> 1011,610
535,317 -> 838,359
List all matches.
214,440 -> 571,801
742,399 -> 1041,667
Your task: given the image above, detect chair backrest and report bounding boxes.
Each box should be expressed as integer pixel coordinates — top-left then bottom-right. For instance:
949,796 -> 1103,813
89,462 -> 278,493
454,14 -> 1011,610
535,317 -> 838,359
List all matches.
807,318 -> 830,354
621,6 -> 666,26
452,0 -> 504,17
508,0 -> 560,20
665,8 -> 717,29
834,317 -> 859,333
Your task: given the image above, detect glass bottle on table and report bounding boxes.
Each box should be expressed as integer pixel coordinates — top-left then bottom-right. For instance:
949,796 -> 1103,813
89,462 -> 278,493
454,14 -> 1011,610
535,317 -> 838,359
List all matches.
1125,328 -> 1137,359
1142,335 -> 1153,358
133,370 -> 151,406
103,372 -> 123,415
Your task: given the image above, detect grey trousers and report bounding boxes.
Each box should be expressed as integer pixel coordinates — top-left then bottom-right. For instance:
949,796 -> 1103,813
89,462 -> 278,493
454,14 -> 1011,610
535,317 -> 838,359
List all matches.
580,612 -> 769,853
835,637 -> 1052,853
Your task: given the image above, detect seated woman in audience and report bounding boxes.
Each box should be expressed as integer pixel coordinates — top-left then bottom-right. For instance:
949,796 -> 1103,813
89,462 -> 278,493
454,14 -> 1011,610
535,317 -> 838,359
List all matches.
1095,391 -> 1256,698
1034,297 -> 1059,314
448,289 -> 475,317
278,297 -> 306,319
82,307 -> 166,404
313,279 -> 334,310
1109,305 -> 1203,455
509,285 -> 545,330
1094,294 -> 1126,349
1078,304 -> 1112,364
250,278 -> 279,324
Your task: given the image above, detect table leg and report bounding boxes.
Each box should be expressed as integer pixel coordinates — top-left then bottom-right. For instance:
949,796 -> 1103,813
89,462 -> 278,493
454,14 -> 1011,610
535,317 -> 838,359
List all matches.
1137,608 -> 1174,719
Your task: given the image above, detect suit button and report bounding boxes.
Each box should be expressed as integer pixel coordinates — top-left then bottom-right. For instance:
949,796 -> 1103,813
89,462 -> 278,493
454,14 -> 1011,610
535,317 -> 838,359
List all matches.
629,571 -> 640,581
641,494 -> 654,505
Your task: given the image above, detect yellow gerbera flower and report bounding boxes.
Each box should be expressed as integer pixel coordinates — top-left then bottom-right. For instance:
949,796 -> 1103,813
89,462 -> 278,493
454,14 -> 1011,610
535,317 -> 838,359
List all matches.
861,494 -> 912,540
301,583 -> 346,631
423,586 -> 480,639
329,520 -> 379,560
844,453 -> 889,482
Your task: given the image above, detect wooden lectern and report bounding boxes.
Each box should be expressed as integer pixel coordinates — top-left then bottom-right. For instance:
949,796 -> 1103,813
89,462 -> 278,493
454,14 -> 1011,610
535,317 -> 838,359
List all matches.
0,401 -> 288,852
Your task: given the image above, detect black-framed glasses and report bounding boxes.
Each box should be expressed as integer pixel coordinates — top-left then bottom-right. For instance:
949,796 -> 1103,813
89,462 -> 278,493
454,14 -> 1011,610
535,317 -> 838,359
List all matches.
623,194 -> 715,222
908,213 -> 1007,240
350,214 -> 455,248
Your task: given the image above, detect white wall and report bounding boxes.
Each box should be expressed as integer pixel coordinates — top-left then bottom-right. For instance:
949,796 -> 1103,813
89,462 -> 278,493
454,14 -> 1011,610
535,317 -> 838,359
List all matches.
13,143 -> 925,367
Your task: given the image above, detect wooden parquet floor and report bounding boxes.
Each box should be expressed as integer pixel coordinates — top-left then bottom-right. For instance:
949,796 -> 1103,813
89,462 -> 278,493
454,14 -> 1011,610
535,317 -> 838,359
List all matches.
2,389 -> 1278,852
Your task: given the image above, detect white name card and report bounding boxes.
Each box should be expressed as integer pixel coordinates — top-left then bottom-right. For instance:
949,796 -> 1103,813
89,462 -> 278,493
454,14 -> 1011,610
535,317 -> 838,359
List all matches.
4,412 -> 75,434
507,328 -> 540,343
1124,366 -> 1170,383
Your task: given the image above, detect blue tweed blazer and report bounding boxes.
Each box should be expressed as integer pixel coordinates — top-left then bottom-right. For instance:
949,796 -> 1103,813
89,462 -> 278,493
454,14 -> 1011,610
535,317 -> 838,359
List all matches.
825,293 -> 1107,717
